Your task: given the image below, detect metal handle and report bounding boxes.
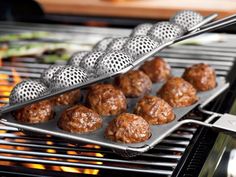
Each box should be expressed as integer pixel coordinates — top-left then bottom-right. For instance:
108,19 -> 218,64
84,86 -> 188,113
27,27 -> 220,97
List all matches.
179,114 -> 236,135
188,13 -> 218,31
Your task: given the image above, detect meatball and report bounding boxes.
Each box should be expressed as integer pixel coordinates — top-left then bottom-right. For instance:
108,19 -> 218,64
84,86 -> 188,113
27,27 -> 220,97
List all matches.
134,95 -> 175,125
182,63 -> 216,91
52,90 -> 80,106
140,57 -> 171,82
58,105 -> 102,133
105,113 -> 151,143
87,84 -> 127,116
157,77 -> 198,107
14,100 -> 54,124
115,70 -> 152,97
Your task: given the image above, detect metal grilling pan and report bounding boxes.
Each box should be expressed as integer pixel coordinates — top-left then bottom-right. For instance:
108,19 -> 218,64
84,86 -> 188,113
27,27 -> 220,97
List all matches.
0,69 -> 230,157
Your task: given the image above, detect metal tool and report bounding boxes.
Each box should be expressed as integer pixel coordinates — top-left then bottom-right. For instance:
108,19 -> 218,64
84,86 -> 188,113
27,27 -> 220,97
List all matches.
0,75 -> 229,157
1,13 -> 236,116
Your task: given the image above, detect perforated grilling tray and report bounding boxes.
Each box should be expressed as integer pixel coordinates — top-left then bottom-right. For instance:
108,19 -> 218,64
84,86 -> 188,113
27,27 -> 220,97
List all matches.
0,70 -> 229,155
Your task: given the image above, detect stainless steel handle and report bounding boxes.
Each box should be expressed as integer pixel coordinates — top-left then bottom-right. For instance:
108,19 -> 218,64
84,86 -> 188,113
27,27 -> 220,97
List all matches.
212,114 -> 236,134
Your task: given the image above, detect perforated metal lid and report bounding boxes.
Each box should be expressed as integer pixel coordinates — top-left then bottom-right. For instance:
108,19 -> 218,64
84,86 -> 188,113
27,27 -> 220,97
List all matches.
67,51 -> 89,66
147,22 -> 184,43
95,51 -> 133,76
123,35 -> 159,59
52,66 -> 88,89
9,80 -> 48,105
41,65 -> 64,86
130,23 -> 153,36
93,37 -> 114,51
170,10 -> 204,31
79,51 -> 104,73
106,37 -> 129,51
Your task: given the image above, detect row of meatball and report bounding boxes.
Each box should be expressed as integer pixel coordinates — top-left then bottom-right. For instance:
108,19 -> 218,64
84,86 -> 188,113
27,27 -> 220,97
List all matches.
13,57 -> 216,144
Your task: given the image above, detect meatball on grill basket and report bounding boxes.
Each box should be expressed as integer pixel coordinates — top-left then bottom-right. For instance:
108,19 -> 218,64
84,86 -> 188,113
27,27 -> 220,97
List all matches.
1,11 -> 236,157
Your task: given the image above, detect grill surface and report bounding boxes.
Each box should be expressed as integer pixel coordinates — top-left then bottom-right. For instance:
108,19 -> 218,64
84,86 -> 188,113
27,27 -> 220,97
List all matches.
0,22 -> 236,176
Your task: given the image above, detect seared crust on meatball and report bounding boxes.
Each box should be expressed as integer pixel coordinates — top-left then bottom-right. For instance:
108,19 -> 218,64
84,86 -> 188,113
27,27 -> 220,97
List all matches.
58,104 -> 102,133
105,113 -> 151,143
182,63 -> 216,91
140,57 -> 171,83
157,77 -> 198,107
52,90 -> 80,106
14,100 -> 54,124
134,95 -> 175,125
116,70 -> 152,97
87,84 -> 127,116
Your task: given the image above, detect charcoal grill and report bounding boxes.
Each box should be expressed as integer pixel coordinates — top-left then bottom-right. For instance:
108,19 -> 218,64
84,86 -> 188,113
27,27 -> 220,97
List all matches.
0,22 -> 236,177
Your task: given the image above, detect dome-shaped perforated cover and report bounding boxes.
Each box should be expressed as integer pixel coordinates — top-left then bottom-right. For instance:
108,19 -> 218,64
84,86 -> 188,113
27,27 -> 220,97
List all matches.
123,35 -> 159,59
130,23 -> 153,36
170,10 -> 203,31
147,22 -> 184,43
79,51 -> 104,72
107,37 -> 129,51
9,80 -> 48,105
52,66 -> 88,89
95,51 -> 133,76
41,65 -> 64,86
93,37 -> 113,51
67,51 -> 89,66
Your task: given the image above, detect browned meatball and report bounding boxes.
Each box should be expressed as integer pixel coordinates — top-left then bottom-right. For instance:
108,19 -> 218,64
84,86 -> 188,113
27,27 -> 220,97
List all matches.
157,77 -> 198,107
134,95 -> 175,125
105,113 -> 151,143
58,104 -> 102,133
140,57 -> 171,83
87,84 -> 127,116
115,70 -> 152,97
52,90 -> 80,106
14,100 -> 54,124
182,63 -> 216,91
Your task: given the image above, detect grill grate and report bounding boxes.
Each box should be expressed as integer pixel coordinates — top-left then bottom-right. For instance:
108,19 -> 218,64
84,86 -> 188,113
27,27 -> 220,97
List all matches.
0,22 -> 236,176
